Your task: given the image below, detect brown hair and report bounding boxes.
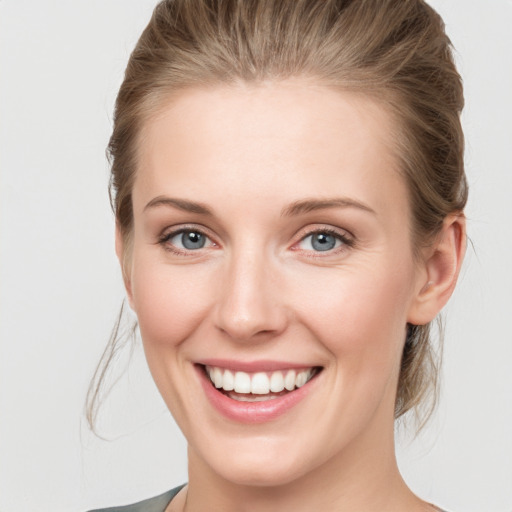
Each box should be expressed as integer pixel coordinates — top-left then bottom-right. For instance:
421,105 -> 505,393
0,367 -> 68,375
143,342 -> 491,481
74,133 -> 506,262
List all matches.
87,0 -> 467,429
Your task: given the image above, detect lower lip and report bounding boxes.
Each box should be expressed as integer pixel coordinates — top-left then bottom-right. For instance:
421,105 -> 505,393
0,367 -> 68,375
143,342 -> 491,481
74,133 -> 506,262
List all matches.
196,365 -> 319,424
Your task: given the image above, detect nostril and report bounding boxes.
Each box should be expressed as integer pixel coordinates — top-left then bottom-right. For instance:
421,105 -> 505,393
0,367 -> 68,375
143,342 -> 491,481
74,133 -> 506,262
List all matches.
212,269 -> 288,341
213,300 -> 289,342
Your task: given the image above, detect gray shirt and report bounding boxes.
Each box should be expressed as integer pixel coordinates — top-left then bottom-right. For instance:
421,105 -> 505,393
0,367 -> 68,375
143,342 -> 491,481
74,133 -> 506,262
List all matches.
88,485 -> 449,512
87,485 -> 185,512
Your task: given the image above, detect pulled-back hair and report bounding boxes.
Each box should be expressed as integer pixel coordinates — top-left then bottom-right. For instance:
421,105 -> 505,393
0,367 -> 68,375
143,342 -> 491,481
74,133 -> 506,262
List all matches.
88,0 -> 467,429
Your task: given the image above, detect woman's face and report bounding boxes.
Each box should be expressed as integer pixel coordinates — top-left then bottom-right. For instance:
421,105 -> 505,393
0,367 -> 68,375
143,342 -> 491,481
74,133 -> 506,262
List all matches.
125,80 -> 428,486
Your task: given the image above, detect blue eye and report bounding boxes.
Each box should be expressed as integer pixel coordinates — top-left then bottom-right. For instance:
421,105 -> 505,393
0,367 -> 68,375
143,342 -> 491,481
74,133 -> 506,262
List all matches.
298,231 -> 345,252
168,230 -> 209,250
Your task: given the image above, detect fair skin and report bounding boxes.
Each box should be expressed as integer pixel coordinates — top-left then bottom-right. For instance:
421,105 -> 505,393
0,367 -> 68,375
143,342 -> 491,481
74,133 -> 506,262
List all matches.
117,79 -> 465,512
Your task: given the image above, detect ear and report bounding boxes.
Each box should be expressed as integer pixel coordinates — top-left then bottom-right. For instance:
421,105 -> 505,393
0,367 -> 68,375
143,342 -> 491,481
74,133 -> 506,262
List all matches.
115,223 -> 135,310
407,213 -> 466,325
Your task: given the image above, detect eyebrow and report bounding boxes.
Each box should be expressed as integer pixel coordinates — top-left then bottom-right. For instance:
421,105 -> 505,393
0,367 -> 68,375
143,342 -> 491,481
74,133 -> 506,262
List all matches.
281,198 -> 376,217
143,196 -> 213,215
143,195 -> 376,217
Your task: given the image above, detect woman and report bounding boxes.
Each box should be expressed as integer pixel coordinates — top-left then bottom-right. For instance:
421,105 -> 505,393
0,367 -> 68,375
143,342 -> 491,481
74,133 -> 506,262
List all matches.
88,0 -> 467,510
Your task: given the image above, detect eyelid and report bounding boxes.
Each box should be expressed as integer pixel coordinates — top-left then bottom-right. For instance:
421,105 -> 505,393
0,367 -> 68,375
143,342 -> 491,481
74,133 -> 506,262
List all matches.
290,225 -> 355,253
157,224 -> 219,254
156,223 -> 354,256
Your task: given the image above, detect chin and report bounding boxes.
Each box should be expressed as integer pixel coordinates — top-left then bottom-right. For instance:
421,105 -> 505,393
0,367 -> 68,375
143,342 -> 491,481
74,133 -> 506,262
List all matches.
215,458 -> 309,488
196,436 -> 319,488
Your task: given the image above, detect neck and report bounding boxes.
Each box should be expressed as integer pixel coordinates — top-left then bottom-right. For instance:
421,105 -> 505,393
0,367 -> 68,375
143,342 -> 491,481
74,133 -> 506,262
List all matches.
182,412 -> 425,512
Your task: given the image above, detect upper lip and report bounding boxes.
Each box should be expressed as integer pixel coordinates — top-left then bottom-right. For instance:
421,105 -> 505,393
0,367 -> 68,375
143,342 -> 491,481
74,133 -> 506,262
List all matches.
196,359 -> 320,372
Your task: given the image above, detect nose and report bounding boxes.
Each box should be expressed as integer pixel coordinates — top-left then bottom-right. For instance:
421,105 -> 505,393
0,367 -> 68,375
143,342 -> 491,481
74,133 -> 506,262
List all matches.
213,247 -> 288,342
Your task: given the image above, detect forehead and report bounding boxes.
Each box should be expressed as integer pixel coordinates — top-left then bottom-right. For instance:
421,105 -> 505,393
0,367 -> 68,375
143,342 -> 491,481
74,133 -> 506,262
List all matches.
135,79 -> 407,221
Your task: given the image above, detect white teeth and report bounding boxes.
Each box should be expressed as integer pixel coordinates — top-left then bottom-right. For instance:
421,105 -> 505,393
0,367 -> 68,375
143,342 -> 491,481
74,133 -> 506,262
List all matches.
213,367 -> 223,388
284,370 -> 296,391
233,371 -> 251,393
269,371 -> 285,392
251,372 -> 270,394
223,369 -> 234,391
296,370 -> 307,388
228,393 -> 280,402
205,366 -> 317,396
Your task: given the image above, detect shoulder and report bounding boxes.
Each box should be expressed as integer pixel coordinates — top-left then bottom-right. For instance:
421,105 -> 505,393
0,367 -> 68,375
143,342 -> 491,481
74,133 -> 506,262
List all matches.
87,484 -> 186,512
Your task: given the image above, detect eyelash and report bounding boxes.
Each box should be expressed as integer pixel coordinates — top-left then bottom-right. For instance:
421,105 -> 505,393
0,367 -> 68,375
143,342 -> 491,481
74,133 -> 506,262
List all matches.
157,225 -> 216,256
292,227 -> 355,256
157,226 -> 355,256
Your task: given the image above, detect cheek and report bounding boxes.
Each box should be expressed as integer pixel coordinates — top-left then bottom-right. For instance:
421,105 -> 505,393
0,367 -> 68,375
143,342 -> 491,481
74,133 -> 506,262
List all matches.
291,258 -> 415,368
130,251 -> 214,350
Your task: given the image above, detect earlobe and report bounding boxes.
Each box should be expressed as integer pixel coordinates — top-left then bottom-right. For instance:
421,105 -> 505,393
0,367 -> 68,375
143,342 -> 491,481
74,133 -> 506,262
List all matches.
407,213 -> 466,325
115,224 -> 135,310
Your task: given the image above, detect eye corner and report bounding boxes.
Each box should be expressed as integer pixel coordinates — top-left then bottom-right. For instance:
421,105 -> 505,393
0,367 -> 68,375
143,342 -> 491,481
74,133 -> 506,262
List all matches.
291,226 -> 356,256
156,225 -> 219,256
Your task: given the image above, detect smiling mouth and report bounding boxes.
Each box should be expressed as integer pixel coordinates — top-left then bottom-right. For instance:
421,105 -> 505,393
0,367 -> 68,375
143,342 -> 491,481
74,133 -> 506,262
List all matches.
203,365 -> 322,402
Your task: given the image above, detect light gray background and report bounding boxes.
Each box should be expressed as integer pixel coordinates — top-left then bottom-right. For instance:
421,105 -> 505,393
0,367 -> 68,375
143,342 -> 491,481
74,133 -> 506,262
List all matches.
1,1 -> 511,511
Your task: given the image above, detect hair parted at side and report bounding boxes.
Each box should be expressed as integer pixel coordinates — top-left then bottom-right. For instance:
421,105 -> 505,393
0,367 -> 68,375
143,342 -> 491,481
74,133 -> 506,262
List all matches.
88,0 -> 467,430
